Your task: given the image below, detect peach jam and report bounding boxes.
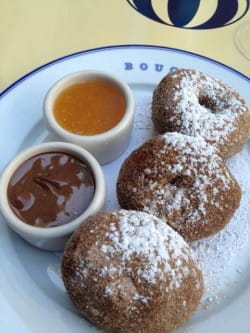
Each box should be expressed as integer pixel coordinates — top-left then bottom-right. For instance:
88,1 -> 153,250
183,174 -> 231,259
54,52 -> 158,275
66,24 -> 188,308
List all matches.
53,80 -> 126,135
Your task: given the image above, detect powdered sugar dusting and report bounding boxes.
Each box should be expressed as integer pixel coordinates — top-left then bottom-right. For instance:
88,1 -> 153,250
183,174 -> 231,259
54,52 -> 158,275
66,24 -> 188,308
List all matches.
100,210 -> 193,288
67,210 -> 201,311
130,94 -> 250,311
191,146 -> 250,304
140,133 -> 233,228
169,70 -> 247,144
162,132 -> 217,155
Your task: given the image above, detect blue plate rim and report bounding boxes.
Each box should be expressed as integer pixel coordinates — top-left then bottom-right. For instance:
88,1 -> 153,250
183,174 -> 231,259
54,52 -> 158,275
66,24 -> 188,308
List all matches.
0,44 -> 249,99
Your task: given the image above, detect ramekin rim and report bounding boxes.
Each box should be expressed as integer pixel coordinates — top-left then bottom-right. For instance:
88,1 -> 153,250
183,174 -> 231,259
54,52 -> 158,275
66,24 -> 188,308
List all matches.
43,69 -> 135,141
0,141 -> 106,239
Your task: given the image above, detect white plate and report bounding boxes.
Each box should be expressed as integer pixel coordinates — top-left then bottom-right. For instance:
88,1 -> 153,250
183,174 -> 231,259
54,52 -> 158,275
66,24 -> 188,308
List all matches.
0,45 -> 250,333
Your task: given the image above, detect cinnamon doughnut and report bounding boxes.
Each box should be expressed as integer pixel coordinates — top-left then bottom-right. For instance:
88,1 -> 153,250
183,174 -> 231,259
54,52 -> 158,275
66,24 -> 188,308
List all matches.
62,210 -> 203,333
117,133 -> 241,242
152,69 -> 250,159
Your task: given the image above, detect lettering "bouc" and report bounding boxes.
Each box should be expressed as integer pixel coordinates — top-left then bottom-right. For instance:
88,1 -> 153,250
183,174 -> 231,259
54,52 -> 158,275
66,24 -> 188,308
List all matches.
124,63 -> 178,73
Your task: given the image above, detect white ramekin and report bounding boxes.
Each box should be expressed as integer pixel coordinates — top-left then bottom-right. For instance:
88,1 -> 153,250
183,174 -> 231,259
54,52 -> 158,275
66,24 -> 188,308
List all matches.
43,70 -> 135,164
0,142 -> 106,251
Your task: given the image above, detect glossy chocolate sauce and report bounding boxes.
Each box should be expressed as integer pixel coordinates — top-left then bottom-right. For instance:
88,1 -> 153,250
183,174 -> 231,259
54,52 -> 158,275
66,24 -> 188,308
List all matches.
8,152 -> 95,228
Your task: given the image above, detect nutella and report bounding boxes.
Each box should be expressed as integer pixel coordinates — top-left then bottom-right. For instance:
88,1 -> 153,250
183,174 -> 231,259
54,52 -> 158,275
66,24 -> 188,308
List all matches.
8,152 -> 95,227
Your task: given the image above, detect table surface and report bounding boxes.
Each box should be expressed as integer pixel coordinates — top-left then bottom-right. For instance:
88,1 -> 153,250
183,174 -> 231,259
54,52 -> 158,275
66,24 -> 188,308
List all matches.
0,0 -> 249,93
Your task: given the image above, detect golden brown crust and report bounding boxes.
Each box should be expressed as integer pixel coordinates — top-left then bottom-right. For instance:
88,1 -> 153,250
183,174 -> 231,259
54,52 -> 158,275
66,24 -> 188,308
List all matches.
117,133 -> 241,242
152,69 -> 250,159
62,210 -> 203,333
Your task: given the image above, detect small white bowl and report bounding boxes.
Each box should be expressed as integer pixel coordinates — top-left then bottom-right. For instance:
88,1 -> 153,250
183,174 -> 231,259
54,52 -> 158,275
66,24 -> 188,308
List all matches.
43,70 -> 135,164
0,142 -> 106,251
